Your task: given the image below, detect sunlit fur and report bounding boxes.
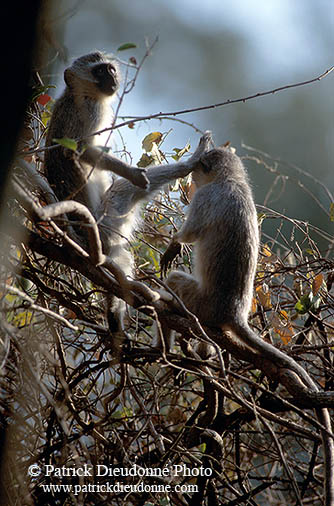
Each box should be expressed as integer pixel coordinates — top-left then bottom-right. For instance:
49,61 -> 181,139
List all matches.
44,52 -> 210,337
165,148 -> 259,329
45,52 -> 119,213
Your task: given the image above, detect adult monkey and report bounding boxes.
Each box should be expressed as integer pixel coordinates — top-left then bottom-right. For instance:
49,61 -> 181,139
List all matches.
44,51 -> 212,338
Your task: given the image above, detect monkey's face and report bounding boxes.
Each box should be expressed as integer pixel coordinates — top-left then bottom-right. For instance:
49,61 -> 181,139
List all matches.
64,52 -> 120,98
193,148 -> 239,187
191,151 -> 219,188
91,62 -> 119,96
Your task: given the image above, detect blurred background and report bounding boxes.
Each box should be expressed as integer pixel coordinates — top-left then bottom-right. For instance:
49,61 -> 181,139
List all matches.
41,0 -> 333,251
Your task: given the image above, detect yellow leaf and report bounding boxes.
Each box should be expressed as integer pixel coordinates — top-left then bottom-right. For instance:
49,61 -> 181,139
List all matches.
330,203 -> 334,222
13,311 -> 33,327
142,132 -> 163,152
262,244 -> 272,257
279,310 -> 289,321
251,297 -> 257,314
256,285 -> 272,309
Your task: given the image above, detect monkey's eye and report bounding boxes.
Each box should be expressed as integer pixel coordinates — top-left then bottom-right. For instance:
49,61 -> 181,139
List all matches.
107,63 -> 116,75
92,63 -> 118,95
93,63 -> 116,77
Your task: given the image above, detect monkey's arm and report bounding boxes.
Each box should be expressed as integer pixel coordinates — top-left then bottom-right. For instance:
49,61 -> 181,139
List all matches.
112,131 -> 212,206
161,187 -> 210,273
144,131 -> 212,195
80,147 -> 149,189
81,132 -> 211,193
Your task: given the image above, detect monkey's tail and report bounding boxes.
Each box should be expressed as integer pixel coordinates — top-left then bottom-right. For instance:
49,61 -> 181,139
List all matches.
229,320 -> 317,388
227,319 -> 334,505
106,294 -> 128,356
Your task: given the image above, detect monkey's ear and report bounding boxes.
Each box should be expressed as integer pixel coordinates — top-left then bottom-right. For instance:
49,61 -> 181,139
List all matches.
199,154 -> 211,173
64,68 -> 74,88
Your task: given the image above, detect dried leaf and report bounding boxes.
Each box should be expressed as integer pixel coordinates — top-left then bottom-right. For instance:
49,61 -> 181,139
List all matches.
256,284 -> 272,309
187,181 -> 197,200
312,273 -> 324,295
275,325 -> 294,344
251,297 -> 257,314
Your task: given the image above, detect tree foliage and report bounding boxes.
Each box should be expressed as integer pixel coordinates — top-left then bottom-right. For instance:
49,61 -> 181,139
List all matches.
1,48 -> 334,506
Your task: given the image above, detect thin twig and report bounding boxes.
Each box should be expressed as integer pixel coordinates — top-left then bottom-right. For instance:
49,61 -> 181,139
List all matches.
111,66 -> 334,130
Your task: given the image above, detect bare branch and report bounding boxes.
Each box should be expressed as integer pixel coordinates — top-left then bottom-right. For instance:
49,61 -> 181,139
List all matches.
12,178 -> 105,265
4,285 -> 79,331
111,66 -> 334,130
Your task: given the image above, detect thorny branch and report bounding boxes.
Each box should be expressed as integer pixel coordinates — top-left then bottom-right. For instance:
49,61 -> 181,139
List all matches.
2,60 -> 334,506
111,66 -> 334,131
2,193 -> 334,504
23,65 -> 334,158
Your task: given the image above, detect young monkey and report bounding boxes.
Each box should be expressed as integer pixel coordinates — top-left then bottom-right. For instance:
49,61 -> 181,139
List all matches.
160,149 -> 334,506
160,147 -> 259,347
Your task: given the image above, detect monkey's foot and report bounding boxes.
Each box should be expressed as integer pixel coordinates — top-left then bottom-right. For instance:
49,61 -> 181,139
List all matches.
160,241 -> 182,276
158,288 -> 174,303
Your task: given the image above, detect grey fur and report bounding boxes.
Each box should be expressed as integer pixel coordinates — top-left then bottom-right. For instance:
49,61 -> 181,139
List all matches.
162,147 -> 259,330
44,51 -> 212,337
45,52 -> 118,214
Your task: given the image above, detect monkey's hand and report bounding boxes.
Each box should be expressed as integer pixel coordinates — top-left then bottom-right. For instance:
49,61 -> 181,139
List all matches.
187,131 -> 213,167
160,240 -> 182,277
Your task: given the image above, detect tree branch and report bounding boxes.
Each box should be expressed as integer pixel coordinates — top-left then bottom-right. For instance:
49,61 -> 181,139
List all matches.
112,66 -> 334,130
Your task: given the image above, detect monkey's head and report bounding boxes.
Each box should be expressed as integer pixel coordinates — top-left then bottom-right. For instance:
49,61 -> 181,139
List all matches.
64,51 -> 120,98
193,147 -> 246,187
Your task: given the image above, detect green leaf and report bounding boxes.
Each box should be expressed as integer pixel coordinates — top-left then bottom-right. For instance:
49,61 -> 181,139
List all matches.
257,212 -> 266,225
53,137 -> 78,151
137,153 -> 154,168
117,43 -> 137,51
148,248 -> 159,271
295,292 -> 322,314
295,293 -> 312,314
172,142 -> 191,161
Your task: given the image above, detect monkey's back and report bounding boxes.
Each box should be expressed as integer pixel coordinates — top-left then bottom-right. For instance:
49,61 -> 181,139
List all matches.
194,174 -> 259,325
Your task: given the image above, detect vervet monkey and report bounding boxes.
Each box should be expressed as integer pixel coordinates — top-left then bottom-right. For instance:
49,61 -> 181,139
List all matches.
160,150 -> 334,506
45,51 -> 120,212
160,147 -> 259,348
44,51 -> 212,336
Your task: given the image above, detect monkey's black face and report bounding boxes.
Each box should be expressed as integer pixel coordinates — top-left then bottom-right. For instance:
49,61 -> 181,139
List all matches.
92,63 -> 119,96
